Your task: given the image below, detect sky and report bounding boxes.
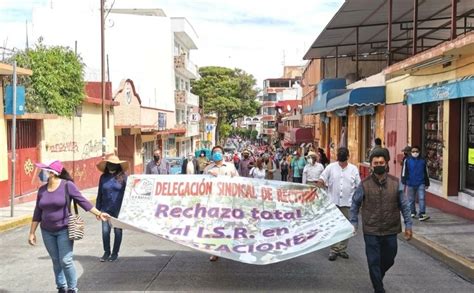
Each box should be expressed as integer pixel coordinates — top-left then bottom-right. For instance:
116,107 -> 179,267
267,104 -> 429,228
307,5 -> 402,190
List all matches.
0,0 -> 344,86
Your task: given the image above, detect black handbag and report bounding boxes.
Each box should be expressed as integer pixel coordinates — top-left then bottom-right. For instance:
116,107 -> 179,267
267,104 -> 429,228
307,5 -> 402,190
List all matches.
65,182 -> 85,241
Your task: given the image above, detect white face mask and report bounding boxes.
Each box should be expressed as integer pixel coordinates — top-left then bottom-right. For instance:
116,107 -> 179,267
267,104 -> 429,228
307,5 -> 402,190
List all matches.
307,158 -> 313,165
412,152 -> 420,158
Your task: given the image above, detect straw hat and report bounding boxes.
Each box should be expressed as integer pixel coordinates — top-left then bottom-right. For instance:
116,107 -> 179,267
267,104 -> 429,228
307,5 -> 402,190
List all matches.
96,155 -> 129,172
307,151 -> 318,157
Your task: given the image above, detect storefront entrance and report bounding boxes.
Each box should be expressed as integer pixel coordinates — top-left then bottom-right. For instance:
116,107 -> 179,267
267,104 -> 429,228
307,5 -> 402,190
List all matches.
462,98 -> 474,193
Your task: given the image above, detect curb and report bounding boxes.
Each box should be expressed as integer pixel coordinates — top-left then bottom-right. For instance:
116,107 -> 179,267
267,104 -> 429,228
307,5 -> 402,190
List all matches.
404,233 -> 474,283
0,197 -> 97,233
0,215 -> 33,233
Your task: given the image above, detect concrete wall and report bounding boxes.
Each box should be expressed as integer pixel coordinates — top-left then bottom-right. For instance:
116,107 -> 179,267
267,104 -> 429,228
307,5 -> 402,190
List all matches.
114,81 -> 141,127
0,87 -> 8,181
41,103 -> 115,189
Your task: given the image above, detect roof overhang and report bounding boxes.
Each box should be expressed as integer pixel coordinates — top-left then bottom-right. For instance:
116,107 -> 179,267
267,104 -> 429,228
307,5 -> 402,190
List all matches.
0,63 -> 32,76
304,0 -> 474,61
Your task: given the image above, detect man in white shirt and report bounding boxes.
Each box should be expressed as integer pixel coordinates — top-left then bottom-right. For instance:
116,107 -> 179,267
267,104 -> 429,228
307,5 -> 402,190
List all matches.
317,147 -> 361,261
302,151 -> 325,186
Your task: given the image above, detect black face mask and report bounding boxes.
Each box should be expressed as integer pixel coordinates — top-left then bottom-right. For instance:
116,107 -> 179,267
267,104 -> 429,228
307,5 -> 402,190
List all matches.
107,163 -> 119,173
373,165 -> 387,175
337,153 -> 348,162
154,155 -> 160,162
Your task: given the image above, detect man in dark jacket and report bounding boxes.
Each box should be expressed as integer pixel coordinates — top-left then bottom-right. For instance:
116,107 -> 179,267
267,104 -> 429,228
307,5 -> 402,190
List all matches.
181,154 -> 199,174
351,149 -> 412,293
401,146 -> 430,221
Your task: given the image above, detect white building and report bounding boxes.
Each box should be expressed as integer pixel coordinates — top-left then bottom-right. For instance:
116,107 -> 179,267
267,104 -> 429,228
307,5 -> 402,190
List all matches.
30,4 -> 201,158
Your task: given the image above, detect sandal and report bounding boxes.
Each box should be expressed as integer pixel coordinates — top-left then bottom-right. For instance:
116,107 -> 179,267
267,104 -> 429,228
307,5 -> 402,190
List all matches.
209,255 -> 219,262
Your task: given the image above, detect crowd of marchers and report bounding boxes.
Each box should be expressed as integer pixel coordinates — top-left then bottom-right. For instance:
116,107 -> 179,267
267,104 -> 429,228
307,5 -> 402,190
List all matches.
28,136 -> 431,293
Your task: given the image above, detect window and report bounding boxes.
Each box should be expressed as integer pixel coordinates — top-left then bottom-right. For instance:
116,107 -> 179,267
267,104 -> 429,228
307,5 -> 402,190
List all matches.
175,77 -> 180,90
185,81 -> 190,91
158,113 -> 167,130
264,107 -> 276,115
263,93 -> 277,101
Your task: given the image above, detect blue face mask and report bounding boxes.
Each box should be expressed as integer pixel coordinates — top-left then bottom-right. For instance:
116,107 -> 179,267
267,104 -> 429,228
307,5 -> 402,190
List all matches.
212,152 -> 223,162
38,170 -> 49,182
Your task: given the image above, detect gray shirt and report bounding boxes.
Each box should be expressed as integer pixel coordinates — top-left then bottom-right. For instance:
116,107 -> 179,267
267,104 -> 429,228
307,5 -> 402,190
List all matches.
145,159 -> 170,174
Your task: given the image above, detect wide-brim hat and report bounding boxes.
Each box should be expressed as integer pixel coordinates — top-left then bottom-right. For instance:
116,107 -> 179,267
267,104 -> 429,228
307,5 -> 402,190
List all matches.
35,160 -> 64,175
307,151 -> 317,157
96,155 -> 129,172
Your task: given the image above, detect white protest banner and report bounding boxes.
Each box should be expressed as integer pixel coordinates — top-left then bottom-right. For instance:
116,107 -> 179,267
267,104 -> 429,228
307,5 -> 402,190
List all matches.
110,175 -> 355,265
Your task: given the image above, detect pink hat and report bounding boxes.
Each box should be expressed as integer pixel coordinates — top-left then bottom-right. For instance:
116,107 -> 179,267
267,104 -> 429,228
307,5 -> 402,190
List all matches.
35,160 -> 64,175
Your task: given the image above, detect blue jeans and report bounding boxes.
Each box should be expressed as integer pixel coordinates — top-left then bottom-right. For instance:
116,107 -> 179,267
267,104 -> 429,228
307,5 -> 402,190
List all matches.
41,228 -> 77,290
102,221 -> 123,255
364,234 -> 398,293
407,184 -> 426,215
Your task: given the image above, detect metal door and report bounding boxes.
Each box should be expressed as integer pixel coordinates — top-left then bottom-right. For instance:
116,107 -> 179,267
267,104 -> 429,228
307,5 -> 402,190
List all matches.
7,120 -> 40,196
117,134 -> 135,174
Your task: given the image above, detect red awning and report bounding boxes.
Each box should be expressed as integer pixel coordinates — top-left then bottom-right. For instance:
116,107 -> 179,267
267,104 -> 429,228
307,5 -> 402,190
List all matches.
275,100 -> 301,113
288,128 -> 313,144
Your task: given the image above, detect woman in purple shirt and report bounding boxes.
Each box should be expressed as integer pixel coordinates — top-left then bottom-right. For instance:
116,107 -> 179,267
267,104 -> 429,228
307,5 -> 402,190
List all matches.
29,160 -> 109,293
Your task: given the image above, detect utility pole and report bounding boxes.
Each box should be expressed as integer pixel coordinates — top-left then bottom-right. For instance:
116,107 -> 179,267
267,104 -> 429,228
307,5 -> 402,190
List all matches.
100,0 -> 106,158
10,61 -> 17,217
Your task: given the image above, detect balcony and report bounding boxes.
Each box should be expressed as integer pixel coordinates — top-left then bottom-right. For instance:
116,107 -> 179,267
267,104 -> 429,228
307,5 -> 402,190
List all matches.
186,123 -> 200,137
278,124 -> 289,133
171,17 -> 198,50
261,115 -> 275,122
175,90 -> 199,107
174,54 -> 198,79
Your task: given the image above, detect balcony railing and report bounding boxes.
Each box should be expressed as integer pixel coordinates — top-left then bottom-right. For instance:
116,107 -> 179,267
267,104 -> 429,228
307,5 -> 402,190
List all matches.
187,92 -> 199,107
174,54 -> 198,79
175,90 -> 187,104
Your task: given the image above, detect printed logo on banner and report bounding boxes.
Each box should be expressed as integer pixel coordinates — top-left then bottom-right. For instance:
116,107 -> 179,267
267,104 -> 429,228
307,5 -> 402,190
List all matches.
130,178 -> 155,200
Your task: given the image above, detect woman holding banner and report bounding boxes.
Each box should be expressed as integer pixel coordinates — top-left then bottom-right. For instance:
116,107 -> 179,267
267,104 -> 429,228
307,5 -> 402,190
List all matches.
96,155 -> 129,262
29,160 -> 109,293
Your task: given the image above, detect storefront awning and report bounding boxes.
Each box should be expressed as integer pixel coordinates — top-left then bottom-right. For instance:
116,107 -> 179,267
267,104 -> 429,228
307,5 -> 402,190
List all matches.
305,79 -> 347,114
288,128 -> 313,144
405,76 -> 474,105
326,86 -> 385,112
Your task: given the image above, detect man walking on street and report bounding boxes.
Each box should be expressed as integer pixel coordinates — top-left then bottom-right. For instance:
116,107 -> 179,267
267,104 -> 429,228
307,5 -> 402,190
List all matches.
145,149 -> 170,175
317,147 -> 360,261
302,151 -> 324,186
181,153 -> 199,175
238,149 -> 255,177
350,149 -> 413,293
401,146 -> 431,221
290,150 -> 306,183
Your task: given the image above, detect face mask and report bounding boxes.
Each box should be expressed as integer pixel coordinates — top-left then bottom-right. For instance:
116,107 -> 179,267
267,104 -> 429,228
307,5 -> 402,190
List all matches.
212,152 -> 223,162
373,165 -> 387,175
154,155 -> 160,162
307,158 -> 313,165
38,170 -> 49,182
200,153 -> 205,157
412,152 -> 419,158
107,163 -> 119,173
337,153 -> 348,162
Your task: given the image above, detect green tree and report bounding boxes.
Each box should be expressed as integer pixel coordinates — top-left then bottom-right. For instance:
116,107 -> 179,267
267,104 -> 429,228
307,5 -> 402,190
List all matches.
219,123 -> 233,143
14,40 -> 85,116
191,66 -> 258,143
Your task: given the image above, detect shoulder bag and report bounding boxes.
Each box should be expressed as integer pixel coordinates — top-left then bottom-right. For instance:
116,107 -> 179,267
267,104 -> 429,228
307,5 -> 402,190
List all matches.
65,182 -> 85,240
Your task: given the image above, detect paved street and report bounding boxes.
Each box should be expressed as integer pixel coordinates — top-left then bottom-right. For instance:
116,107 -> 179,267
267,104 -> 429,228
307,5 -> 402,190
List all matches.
1,213 -> 472,292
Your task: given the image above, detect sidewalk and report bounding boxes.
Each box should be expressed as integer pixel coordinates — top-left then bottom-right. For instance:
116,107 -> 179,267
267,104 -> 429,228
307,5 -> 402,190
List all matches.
405,206 -> 474,282
1,188 -> 472,282
0,187 -> 98,233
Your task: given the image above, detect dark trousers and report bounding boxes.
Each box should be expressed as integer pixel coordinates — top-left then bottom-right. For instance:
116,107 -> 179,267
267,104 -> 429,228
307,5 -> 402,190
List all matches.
281,172 -> 288,182
102,221 -> 123,255
363,234 -> 398,293
293,177 -> 302,183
